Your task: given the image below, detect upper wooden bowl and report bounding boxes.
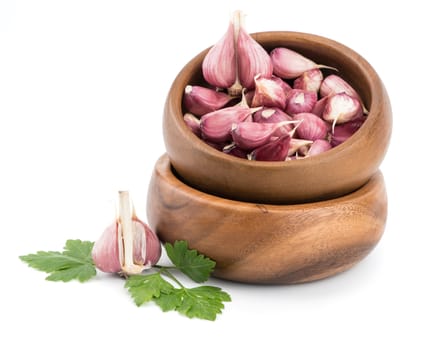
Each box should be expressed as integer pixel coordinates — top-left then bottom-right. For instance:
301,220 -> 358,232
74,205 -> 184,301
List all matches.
163,31 -> 392,204
147,154 -> 387,284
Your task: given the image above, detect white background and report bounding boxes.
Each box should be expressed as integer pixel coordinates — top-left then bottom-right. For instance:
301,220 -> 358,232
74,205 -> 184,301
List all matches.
1,1 -> 425,349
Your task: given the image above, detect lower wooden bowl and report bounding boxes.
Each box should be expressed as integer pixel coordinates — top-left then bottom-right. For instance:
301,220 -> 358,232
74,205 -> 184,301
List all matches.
147,154 -> 387,284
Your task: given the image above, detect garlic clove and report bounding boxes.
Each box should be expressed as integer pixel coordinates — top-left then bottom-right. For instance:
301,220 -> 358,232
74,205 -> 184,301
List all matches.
330,116 -> 367,147
183,113 -> 201,137
322,92 -> 363,131
183,85 -> 234,116
285,89 -> 317,116
270,75 -> 293,95
288,138 -> 313,156
231,120 -> 294,150
92,191 -> 161,275
248,134 -> 291,161
223,143 -> 249,159
270,47 -> 336,79
236,12 -> 273,89
311,96 -> 329,117
92,222 -> 121,273
253,107 -> 293,131
200,105 -> 260,143
251,75 -> 287,110
293,69 -> 323,93
293,112 -> 328,141
320,74 -> 368,113
202,20 -> 237,89
307,139 -> 332,156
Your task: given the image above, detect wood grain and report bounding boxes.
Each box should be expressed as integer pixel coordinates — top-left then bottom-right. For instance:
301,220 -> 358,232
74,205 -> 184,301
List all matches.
147,154 -> 387,284
163,31 -> 392,204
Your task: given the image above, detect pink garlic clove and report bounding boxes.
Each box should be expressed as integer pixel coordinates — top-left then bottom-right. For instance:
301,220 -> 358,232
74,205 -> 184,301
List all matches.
92,191 -> 161,275
202,20 -> 237,89
251,75 -> 287,110
293,69 -> 323,93
285,89 -> 317,116
237,13 -> 273,89
270,75 -> 293,95
307,139 -> 332,156
320,74 -> 368,113
330,116 -> 367,147
223,143 -> 249,159
183,113 -> 201,137
311,96 -> 329,117
322,92 -> 363,131
288,138 -> 313,157
253,107 -> 293,131
248,134 -> 291,161
183,85 -> 234,116
293,112 -> 328,141
270,47 -> 336,79
231,120 -> 294,150
200,105 -> 259,143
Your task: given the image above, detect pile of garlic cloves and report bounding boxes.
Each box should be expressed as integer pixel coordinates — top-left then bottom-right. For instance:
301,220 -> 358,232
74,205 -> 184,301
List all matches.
183,11 -> 368,161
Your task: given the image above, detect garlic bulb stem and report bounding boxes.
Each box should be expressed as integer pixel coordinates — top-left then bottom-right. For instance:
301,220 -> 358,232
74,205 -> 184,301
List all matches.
118,191 -> 143,275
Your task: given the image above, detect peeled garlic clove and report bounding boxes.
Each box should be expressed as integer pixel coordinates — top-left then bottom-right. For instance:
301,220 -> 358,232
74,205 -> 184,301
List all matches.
183,85 -> 233,116
293,112 -> 328,141
330,116 -> 366,147
237,16 -> 273,89
92,191 -> 161,275
231,120 -> 293,150
285,89 -> 317,116
248,134 -> 291,161
200,105 -> 259,143
270,47 -> 336,79
183,113 -> 201,137
293,69 -> 323,93
202,20 -> 237,89
288,138 -> 313,156
307,139 -> 332,156
322,92 -> 363,131
251,75 -> 287,110
253,107 -> 293,131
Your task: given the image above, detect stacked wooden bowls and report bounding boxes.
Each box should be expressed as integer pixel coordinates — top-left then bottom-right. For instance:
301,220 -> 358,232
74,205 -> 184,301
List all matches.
147,31 -> 392,284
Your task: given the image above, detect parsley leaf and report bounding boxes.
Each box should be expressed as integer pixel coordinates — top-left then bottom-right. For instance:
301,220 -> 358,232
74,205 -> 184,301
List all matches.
19,239 -> 96,282
126,272 -> 231,321
125,273 -> 174,306
165,241 -> 216,283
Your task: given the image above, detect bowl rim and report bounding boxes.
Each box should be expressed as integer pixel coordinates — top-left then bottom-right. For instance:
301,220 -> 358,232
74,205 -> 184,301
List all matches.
156,153 -> 384,209
168,30 -> 385,170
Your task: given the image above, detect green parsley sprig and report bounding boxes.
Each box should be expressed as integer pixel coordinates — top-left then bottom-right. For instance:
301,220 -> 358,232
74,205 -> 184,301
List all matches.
20,239 -> 230,321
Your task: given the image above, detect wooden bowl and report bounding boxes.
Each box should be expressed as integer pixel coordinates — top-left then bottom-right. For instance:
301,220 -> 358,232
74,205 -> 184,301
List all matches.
147,154 -> 387,284
163,31 -> 392,204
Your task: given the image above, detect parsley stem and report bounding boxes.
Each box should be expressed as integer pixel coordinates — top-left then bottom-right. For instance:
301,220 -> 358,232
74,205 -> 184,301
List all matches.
159,267 -> 185,289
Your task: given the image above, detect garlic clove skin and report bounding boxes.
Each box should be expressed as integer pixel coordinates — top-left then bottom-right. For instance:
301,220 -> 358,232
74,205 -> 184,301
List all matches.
183,113 -> 201,137
322,92 -> 363,131
293,112 -> 328,141
183,85 -> 233,116
285,89 -> 317,116
251,75 -> 287,110
92,191 -> 161,276
200,105 -> 259,143
223,143 -> 248,159
311,96 -> 329,117
236,14 -> 273,89
248,134 -> 291,161
288,138 -> 313,157
92,222 -> 121,273
270,47 -> 336,79
271,75 -> 293,95
307,139 -> 332,156
202,21 -> 237,89
293,69 -> 323,93
231,121 -> 292,150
